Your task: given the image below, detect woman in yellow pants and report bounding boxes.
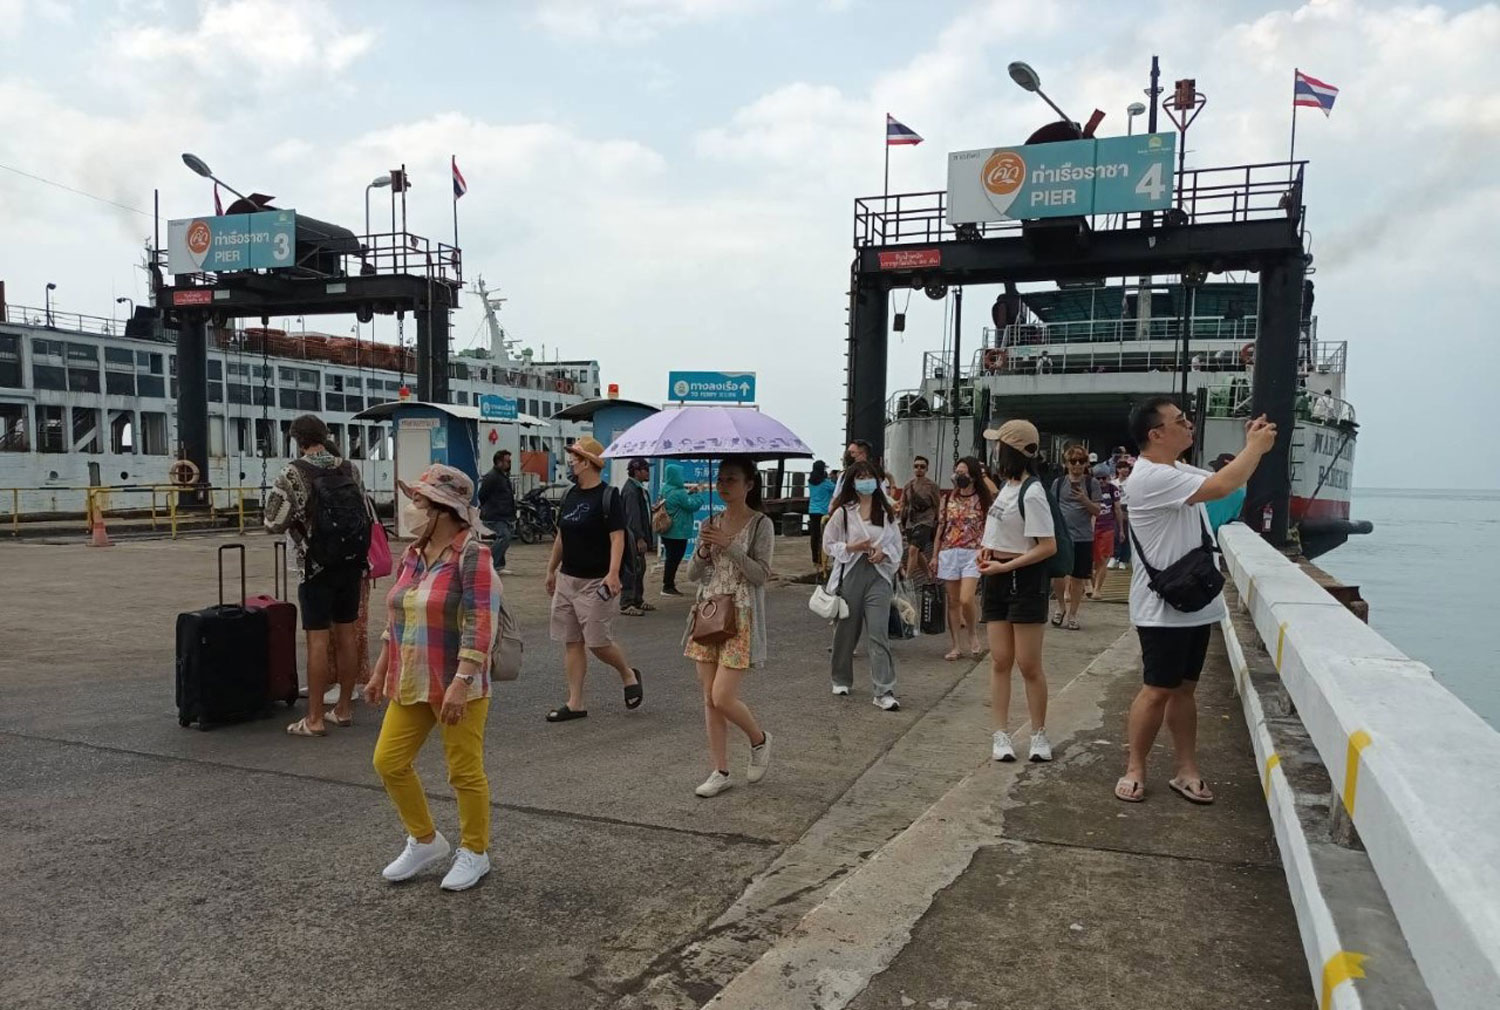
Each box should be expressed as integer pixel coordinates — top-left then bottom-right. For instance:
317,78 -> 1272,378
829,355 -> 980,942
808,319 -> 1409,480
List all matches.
365,464 -> 500,892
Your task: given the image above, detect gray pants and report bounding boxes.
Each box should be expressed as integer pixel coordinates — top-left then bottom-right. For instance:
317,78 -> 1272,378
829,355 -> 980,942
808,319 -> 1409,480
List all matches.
831,558 -> 897,696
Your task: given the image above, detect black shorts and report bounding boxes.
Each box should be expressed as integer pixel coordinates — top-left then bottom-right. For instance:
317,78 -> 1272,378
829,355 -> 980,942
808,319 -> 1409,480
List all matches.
298,568 -> 363,631
1138,625 -> 1213,689
981,562 -> 1049,624
1068,540 -> 1094,580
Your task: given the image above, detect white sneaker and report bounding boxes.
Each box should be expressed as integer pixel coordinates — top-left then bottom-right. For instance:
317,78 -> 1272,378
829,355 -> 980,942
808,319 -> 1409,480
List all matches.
831,684 -> 851,697
1028,730 -> 1053,763
695,770 -> 733,798
747,731 -> 772,784
322,686 -> 341,706
440,847 -> 491,891
381,831 -> 452,882
991,730 -> 1017,762
874,693 -> 901,712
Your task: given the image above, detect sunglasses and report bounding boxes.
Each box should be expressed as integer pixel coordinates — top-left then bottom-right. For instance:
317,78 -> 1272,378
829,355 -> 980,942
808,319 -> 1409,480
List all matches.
1067,458 -> 1088,465
1150,415 -> 1192,430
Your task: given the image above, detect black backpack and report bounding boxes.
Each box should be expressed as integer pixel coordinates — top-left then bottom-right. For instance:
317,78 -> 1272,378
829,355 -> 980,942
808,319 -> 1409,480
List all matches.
1018,477 -> 1074,579
293,459 -> 370,573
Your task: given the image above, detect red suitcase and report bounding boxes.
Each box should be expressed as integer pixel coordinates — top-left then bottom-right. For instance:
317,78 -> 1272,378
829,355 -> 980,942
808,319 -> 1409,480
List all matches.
246,541 -> 300,707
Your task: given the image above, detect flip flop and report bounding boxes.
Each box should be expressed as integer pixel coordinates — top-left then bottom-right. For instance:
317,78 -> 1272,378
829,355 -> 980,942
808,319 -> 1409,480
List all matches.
944,650 -> 962,662
1168,777 -> 1215,805
1114,776 -> 1144,803
624,669 -> 644,710
286,718 -> 326,737
546,704 -> 588,723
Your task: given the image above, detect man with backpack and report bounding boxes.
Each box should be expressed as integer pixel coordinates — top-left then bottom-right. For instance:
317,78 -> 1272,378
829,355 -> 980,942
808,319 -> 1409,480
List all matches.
1050,446 -> 1103,630
619,458 -> 656,616
265,414 -> 371,737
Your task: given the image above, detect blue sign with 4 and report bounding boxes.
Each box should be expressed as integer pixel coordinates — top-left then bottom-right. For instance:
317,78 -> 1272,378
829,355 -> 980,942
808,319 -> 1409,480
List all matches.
668,371 -> 756,403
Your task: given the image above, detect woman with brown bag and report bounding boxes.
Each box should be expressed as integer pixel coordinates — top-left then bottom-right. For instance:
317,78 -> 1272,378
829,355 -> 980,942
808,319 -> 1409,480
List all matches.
681,455 -> 774,798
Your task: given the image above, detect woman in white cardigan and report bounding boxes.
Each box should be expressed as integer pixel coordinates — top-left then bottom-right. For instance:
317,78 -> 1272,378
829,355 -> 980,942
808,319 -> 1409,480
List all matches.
822,460 -> 905,710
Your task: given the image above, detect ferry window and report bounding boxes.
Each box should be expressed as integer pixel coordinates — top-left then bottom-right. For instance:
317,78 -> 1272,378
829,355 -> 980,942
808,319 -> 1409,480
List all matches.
32,338 -> 64,358
454,391 -> 468,405
169,355 -> 176,376
226,361 -> 248,377
208,381 -> 223,403
0,333 -> 21,388
209,417 -> 225,458
280,420 -> 293,457
140,412 -> 169,455
231,418 -> 250,455
327,423 -> 344,452
105,347 -> 135,367
348,426 -> 365,459
33,363 -> 66,391
325,393 -> 345,412
279,389 -> 298,410
110,411 -> 135,454
480,368 -> 489,382
370,425 -> 388,460
299,390 -> 320,411
137,352 -> 163,374
346,377 -> 362,390
169,379 -> 177,398
106,372 -> 136,396
252,385 -> 272,407
326,374 -> 344,391
252,365 -> 268,379
0,403 -> 28,451
255,419 -> 276,458
299,369 -> 317,386
227,382 -> 250,405
207,360 -> 222,380
137,375 -> 165,398
344,395 -> 363,412
279,367 -> 297,383
69,367 -> 101,394
71,408 -> 101,453
35,405 -> 64,452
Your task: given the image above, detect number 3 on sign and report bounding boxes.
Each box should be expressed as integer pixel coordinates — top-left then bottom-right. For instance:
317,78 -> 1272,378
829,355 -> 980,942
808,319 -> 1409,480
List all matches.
1135,162 -> 1167,202
272,232 -> 291,262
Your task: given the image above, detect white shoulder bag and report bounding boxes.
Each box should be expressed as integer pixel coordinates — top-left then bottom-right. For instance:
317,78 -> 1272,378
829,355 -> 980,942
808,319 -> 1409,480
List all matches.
809,508 -> 852,621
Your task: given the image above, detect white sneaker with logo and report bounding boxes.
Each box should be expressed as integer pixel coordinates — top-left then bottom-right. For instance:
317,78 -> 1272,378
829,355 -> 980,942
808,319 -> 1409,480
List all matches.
991,730 -> 1017,763
440,847 -> 491,891
1028,730 -> 1053,763
831,684 -> 851,697
382,831 -> 451,882
747,731 -> 773,784
695,770 -> 733,798
874,693 -> 901,712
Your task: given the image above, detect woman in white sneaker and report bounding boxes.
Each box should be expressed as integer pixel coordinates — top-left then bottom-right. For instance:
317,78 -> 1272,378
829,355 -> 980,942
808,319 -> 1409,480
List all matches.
365,465 -> 499,892
682,456 -> 774,798
978,421 -> 1058,763
824,460 -> 905,710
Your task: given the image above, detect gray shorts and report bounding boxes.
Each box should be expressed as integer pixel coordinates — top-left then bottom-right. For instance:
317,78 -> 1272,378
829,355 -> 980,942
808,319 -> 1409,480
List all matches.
550,572 -> 618,648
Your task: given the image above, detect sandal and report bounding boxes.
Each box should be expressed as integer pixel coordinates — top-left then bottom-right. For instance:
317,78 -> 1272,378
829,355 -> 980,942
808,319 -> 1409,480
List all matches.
1114,776 -> 1144,803
944,650 -> 962,662
1066,619 -> 1080,631
545,704 -> 589,723
326,709 -> 353,727
624,669 -> 644,710
286,718 -> 326,737
1168,776 -> 1215,805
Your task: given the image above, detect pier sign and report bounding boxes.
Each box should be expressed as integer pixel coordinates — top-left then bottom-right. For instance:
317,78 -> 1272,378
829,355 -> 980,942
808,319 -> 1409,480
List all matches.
167,209 -> 297,274
946,133 -> 1175,224
478,394 -> 518,421
668,371 -> 756,403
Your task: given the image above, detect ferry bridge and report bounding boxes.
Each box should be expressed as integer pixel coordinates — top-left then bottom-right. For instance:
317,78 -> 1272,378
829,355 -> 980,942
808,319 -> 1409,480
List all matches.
845,159 -> 1308,544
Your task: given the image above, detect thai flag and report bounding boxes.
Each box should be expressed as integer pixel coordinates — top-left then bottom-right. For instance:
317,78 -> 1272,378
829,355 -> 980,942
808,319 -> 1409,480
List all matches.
1293,70 -> 1338,117
886,114 -> 923,146
452,156 -> 467,199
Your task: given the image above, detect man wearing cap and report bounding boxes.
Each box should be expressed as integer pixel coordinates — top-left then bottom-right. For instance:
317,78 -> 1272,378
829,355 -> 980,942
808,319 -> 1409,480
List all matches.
620,458 -> 656,616
544,437 -> 644,722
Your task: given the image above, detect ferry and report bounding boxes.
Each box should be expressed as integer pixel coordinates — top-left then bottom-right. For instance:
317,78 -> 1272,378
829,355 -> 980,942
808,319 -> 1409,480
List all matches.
0,277 -> 599,516
884,280 -> 1358,557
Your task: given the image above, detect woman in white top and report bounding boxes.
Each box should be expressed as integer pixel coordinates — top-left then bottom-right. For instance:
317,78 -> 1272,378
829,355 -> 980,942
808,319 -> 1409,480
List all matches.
978,420 -> 1058,763
822,460 -> 905,711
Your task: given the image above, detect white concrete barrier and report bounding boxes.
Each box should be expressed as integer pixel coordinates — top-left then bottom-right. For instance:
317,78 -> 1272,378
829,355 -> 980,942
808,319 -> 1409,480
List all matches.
1220,525 -> 1500,1010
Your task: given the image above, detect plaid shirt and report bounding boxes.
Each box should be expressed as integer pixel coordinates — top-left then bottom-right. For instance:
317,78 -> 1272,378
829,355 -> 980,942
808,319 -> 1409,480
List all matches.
381,530 -> 499,706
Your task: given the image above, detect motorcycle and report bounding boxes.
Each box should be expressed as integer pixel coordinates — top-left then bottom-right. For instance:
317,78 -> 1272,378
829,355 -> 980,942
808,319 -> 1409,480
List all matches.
514,486 -> 558,544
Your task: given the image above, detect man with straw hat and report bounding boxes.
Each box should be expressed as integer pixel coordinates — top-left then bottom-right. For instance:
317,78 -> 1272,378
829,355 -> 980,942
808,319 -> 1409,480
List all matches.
544,436 -> 644,723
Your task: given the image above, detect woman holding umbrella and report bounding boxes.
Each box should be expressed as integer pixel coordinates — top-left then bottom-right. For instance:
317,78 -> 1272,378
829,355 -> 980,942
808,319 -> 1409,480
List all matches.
681,455 -> 774,798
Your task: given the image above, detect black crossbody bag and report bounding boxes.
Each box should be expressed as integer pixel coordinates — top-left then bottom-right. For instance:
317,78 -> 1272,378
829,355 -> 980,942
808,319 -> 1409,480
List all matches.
1128,513 -> 1225,613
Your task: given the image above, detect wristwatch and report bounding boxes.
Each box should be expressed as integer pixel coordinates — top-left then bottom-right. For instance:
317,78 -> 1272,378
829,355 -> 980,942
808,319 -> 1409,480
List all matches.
455,673 -> 476,686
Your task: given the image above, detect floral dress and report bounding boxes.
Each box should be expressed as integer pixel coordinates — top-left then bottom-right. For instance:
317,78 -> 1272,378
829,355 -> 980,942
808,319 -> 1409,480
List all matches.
683,518 -> 755,670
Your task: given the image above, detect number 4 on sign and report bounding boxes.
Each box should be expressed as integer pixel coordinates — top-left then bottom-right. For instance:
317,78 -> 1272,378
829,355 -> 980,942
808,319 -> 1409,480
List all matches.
1135,162 -> 1167,202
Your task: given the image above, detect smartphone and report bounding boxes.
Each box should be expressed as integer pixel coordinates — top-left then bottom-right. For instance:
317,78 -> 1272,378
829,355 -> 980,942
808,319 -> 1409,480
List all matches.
595,584 -> 615,601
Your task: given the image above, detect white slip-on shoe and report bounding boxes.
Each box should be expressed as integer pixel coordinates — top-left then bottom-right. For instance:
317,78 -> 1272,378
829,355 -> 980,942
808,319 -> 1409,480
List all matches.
831,684 -> 851,697
695,770 -> 732,798
440,847 -> 491,891
1028,730 -> 1053,763
991,730 -> 1017,762
747,731 -> 772,784
382,831 -> 451,882
874,693 -> 901,712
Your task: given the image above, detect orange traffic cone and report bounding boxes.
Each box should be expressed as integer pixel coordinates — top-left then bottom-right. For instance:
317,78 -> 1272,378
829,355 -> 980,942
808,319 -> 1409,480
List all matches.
89,501 -> 112,548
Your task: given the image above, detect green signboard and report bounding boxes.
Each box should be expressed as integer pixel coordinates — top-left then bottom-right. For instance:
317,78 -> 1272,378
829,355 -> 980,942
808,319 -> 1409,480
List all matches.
946,132 -> 1175,223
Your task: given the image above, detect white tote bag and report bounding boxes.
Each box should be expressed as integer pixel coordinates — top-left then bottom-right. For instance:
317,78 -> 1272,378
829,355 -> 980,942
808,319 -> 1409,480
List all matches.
809,559 -> 850,621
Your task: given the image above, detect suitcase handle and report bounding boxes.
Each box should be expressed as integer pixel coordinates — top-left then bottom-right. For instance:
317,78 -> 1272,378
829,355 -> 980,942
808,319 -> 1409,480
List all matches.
273,541 -> 288,601
219,543 -> 246,607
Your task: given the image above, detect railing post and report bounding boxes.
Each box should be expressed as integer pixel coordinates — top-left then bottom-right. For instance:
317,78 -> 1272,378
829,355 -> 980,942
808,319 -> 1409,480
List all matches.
169,493 -> 178,540
149,489 -> 158,532
237,489 -> 246,535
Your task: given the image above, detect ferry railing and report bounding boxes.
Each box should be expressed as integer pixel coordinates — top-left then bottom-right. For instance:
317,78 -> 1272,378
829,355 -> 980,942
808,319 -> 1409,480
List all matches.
854,160 -> 1307,248
153,227 -> 461,289
3,484 -> 261,538
2,303 -> 131,336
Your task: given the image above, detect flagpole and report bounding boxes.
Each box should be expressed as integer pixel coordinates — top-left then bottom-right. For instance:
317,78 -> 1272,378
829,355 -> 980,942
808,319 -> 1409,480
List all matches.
1288,71 -> 1299,184
451,154 -> 460,251
883,116 -> 890,202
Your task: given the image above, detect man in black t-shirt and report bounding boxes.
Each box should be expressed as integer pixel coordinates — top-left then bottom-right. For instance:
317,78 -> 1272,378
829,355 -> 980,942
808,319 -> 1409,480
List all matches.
543,437 -> 644,723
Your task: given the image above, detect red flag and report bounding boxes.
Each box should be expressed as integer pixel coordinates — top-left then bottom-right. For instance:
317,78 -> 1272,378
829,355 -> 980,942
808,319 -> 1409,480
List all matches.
213,183 -> 223,215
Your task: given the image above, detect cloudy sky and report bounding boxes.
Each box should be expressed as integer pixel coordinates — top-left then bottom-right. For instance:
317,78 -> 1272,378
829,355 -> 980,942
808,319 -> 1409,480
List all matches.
2,0 -> 1497,489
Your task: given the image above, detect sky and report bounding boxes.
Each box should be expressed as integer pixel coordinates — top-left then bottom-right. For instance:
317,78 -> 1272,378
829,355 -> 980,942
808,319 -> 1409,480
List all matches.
2,0 -> 1498,490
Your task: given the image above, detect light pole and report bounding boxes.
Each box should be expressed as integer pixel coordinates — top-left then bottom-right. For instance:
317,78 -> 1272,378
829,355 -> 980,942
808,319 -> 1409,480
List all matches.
1007,61 -> 1079,132
45,282 -> 56,327
116,296 -> 134,317
364,174 -> 392,238
180,153 -> 250,205
1127,101 -> 1146,136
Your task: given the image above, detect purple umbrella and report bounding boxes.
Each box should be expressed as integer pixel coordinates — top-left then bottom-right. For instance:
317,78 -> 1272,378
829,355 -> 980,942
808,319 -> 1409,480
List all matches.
602,405 -> 813,460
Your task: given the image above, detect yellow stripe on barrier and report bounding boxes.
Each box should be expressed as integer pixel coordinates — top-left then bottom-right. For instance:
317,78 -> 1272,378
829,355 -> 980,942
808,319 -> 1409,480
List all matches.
1341,730 -> 1373,817
1275,622 -> 1289,673
1320,950 -> 1368,1010
1245,576 -> 1257,612
1263,752 -> 1281,799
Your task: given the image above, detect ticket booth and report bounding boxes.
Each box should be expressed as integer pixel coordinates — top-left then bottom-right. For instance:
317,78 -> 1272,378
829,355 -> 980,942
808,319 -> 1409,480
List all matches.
353,401 -> 482,538
552,396 -> 660,489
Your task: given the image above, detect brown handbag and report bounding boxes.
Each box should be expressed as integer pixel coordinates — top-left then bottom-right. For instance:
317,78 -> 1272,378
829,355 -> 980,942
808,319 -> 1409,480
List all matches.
691,594 -> 739,645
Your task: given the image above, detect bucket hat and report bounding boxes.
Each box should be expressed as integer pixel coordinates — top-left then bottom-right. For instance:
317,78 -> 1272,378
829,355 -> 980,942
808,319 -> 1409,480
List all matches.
397,463 -> 488,532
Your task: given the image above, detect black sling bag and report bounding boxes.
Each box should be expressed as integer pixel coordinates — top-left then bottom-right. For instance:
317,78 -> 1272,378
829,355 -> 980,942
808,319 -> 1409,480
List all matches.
1128,513 -> 1225,613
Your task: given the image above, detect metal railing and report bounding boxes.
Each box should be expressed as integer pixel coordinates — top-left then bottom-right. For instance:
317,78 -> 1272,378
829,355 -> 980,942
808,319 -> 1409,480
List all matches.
3,483 -> 263,538
153,227 -> 461,288
854,160 -> 1307,248
2,303 -> 136,337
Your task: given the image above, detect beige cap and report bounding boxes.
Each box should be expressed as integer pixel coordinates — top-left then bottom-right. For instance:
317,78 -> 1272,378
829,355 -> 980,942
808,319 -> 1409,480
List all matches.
983,419 -> 1040,457
566,436 -> 607,470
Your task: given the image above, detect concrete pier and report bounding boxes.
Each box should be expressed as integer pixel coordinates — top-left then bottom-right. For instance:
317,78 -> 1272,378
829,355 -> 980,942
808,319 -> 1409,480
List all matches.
1,533 -> 1313,1009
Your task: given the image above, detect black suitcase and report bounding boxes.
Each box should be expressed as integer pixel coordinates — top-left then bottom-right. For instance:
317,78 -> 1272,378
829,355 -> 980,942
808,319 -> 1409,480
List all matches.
920,583 -> 946,636
176,544 -> 271,730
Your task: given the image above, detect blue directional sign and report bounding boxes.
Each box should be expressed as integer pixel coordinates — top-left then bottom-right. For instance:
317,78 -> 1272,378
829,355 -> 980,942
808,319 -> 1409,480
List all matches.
1092,133 -> 1175,215
167,209 -> 297,274
478,393 -> 518,420
668,371 -> 756,403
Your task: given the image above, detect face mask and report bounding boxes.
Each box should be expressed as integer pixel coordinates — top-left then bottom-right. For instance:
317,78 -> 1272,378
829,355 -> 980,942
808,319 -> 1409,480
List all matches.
854,478 -> 878,496
402,501 -> 432,532
953,474 -> 972,489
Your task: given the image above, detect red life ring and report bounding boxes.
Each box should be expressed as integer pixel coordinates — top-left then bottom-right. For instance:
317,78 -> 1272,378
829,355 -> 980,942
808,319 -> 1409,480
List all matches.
1240,343 -> 1255,366
982,348 -> 1008,373
168,459 -> 201,486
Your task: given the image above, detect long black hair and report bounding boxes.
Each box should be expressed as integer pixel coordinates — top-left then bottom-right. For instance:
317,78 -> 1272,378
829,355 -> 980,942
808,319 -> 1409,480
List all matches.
952,455 -> 994,512
718,454 -> 763,511
994,442 -> 1041,481
809,459 -> 828,486
830,460 -> 892,526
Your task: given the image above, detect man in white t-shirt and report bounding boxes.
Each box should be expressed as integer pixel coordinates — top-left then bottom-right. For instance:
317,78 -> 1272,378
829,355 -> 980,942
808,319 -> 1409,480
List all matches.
1114,396 -> 1276,806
